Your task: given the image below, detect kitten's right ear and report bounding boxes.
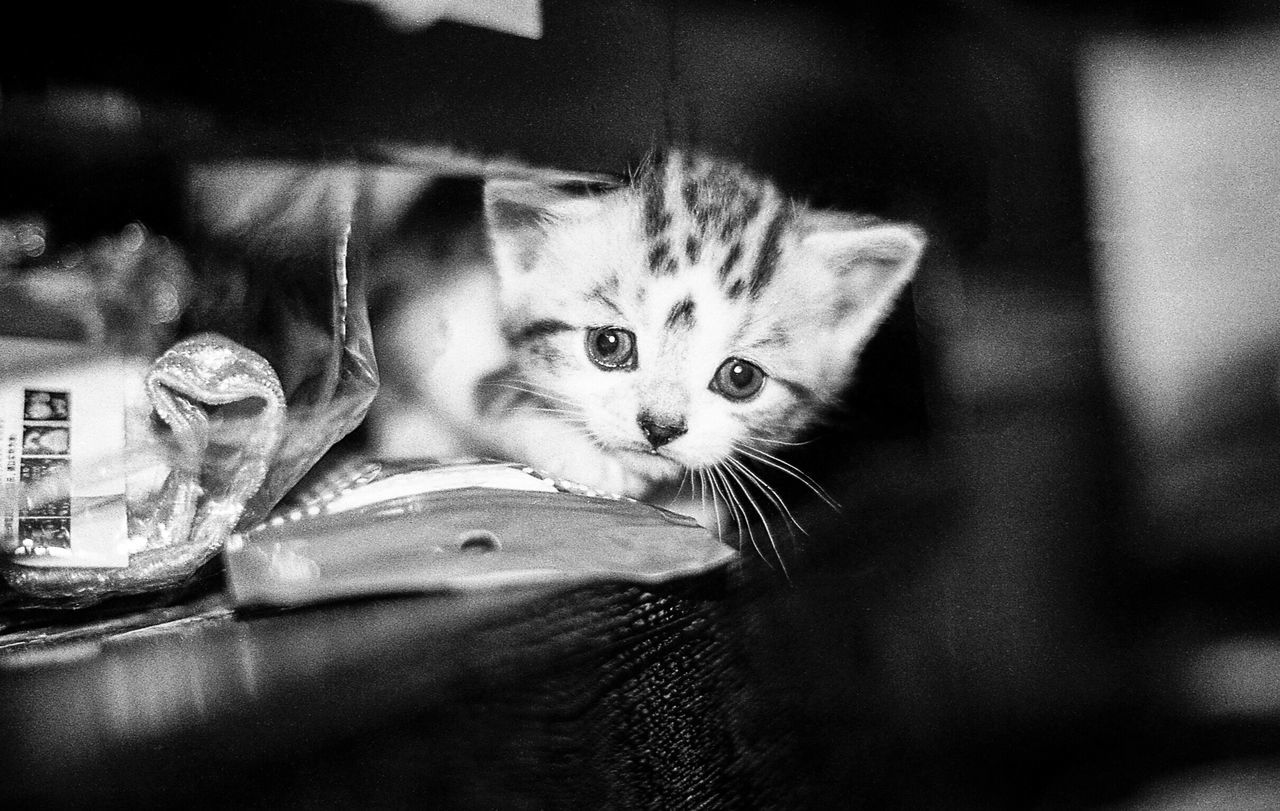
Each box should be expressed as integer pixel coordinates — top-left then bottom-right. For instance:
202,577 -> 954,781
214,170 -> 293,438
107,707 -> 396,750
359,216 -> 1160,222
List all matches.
484,178 -> 608,276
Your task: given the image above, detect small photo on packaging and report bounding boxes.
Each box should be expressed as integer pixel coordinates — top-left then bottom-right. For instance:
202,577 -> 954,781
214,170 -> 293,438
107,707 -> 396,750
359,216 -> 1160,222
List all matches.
23,389 -> 70,421
22,425 -> 70,456
19,458 -> 71,517
17,518 -> 72,552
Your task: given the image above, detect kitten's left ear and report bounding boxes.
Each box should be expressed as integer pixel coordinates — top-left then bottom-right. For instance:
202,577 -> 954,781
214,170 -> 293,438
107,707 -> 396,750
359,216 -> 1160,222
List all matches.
800,212 -> 926,355
484,178 -> 612,278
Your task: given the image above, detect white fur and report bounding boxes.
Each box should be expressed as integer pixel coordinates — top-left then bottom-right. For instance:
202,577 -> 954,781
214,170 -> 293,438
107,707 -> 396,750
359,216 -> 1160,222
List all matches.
369,167 -> 924,510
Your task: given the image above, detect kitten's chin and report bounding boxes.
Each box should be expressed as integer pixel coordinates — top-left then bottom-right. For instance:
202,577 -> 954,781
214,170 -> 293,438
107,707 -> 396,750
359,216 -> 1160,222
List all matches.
611,446 -> 685,484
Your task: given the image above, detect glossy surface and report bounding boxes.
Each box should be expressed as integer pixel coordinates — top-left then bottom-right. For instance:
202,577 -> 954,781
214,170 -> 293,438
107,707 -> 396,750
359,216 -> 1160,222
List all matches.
228,490 -> 728,604
0,586 -> 564,802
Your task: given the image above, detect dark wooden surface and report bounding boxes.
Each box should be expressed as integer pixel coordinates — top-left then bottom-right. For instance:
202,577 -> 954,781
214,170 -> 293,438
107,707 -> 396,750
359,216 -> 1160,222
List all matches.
0,572 -> 805,810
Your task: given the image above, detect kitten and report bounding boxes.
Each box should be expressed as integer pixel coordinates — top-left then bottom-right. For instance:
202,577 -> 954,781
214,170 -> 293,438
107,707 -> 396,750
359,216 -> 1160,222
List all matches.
368,150 -> 925,538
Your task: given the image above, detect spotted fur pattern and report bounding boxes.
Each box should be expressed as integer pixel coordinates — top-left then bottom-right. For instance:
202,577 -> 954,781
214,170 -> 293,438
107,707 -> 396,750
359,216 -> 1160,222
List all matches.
369,149 -> 924,555
474,149 -> 925,507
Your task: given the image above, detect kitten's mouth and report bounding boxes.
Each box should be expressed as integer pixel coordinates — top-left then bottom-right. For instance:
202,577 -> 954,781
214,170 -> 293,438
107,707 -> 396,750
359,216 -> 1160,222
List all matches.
620,442 -> 672,459
614,444 -> 684,475
619,444 -> 664,459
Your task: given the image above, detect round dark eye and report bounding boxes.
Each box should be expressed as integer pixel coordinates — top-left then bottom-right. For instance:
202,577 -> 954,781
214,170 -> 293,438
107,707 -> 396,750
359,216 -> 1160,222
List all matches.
585,326 -> 637,370
711,357 -> 766,401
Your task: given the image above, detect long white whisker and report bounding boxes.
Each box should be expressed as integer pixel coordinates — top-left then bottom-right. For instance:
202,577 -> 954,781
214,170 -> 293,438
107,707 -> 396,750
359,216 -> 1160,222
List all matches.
519,403 -> 580,414
710,464 -> 775,570
674,468 -> 690,501
723,460 -> 789,578
709,466 -> 745,541
728,456 -> 806,538
522,406 -> 591,424
489,380 -> 579,409
501,390 -> 580,410
752,437 -> 812,448
705,468 -> 727,542
736,445 -> 841,511
488,377 -> 562,395
717,465 -> 778,572
696,469 -> 711,534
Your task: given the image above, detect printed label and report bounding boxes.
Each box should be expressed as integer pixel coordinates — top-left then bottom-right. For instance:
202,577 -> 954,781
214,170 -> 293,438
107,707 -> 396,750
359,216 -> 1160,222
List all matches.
0,338 -> 130,568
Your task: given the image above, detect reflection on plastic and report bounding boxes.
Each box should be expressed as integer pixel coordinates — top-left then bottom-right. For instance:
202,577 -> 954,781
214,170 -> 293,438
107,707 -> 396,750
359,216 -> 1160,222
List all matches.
224,462 -> 735,607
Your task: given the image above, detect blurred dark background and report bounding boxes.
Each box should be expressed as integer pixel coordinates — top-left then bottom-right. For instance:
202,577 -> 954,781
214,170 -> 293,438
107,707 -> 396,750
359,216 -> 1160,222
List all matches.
6,1 -> 1280,808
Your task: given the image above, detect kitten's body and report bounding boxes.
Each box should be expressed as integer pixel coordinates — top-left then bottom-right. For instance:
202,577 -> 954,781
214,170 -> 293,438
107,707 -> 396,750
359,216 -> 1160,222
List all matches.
369,151 -> 924,527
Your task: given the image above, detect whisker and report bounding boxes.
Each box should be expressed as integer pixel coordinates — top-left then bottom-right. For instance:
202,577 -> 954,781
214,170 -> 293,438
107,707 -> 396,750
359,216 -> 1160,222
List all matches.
708,466 -> 742,539
696,469 -> 711,534
488,380 -> 579,409
674,468 -> 690,501
735,445 -> 841,512
519,403 -> 579,413
727,456 -> 806,538
499,390 -> 580,411
752,436 -> 813,448
710,464 -> 774,569
522,406 -> 590,424
722,460 -> 789,579
705,468 -> 727,542
707,466 -> 762,570
484,382 -> 604,448
713,468 -> 739,538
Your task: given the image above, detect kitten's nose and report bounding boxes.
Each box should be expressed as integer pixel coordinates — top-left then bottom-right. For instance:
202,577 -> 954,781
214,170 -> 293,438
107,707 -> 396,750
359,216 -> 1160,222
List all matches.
638,414 -> 687,449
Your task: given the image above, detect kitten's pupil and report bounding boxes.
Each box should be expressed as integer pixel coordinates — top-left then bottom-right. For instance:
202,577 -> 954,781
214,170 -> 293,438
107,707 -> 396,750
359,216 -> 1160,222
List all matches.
585,326 -> 637,370
597,331 -> 621,355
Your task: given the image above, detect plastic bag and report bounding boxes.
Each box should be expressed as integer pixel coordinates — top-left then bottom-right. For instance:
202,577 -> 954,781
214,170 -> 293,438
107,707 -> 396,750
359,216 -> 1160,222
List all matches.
0,165 -> 379,609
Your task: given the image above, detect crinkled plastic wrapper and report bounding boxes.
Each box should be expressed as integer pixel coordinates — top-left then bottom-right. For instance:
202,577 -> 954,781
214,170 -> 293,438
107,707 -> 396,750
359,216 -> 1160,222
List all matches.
0,168 -> 379,610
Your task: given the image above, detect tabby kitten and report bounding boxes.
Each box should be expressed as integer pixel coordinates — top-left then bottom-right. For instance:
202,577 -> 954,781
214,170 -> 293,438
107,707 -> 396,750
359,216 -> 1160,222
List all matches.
369,150 -> 924,539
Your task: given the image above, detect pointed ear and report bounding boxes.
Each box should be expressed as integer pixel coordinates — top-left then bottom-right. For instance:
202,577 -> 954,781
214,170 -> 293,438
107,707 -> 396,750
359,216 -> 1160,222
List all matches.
799,213 -> 925,355
483,178 -> 612,278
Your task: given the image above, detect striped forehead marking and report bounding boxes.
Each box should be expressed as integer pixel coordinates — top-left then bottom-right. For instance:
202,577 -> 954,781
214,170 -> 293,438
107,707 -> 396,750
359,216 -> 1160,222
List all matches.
748,209 -> 788,297
663,296 -> 696,331
637,151 -> 789,300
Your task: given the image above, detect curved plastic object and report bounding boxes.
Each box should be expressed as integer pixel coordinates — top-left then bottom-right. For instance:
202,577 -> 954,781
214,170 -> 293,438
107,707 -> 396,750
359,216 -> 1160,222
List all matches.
224,462 -> 736,607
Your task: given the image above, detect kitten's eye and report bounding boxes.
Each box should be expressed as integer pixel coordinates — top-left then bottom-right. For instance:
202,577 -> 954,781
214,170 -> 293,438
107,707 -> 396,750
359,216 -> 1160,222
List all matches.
585,326 -> 637,370
711,357 -> 766,401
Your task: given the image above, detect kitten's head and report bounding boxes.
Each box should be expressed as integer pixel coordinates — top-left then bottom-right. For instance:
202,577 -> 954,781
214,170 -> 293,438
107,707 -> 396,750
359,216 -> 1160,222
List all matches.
485,151 -> 923,492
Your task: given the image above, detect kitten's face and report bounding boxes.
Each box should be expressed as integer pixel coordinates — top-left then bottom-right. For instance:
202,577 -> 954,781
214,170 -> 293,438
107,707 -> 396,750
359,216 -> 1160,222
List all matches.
487,153 -> 923,489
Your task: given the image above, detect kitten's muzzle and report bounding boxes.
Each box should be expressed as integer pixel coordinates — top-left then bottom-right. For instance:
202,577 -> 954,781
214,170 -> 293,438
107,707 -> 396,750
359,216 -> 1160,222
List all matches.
638,414 -> 687,450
